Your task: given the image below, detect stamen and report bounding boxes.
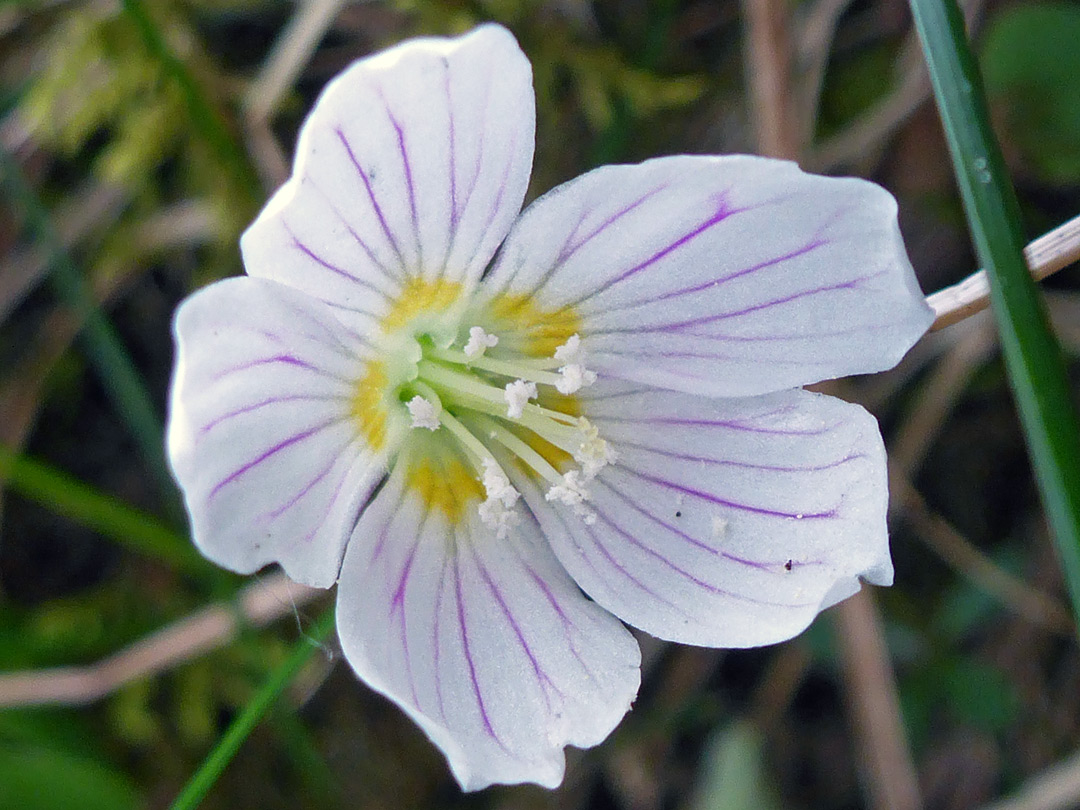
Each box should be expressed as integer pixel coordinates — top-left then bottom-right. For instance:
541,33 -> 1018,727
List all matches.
545,470 -> 597,525
406,395 -> 440,430
554,334 -> 582,364
479,417 -> 566,489
463,326 -> 499,359
481,458 -> 519,508
478,458 -> 521,538
428,346 -> 564,386
417,360 -> 578,429
573,417 -> 617,478
555,363 -> 597,395
552,334 -> 597,394
504,379 -> 537,419
478,498 -> 521,538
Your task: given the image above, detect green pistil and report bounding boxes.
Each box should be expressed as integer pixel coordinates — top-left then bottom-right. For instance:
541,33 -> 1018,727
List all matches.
436,409 -> 494,475
417,360 -> 506,408
473,415 -> 564,487
427,345 -> 563,383
396,338 -> 590,496
416,360 -> 577,428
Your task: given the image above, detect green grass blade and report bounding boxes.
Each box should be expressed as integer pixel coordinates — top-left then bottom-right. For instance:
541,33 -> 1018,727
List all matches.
909,0 -> 1080,632
0,148 -> 180,519
0,444 -> 203,575
169,607 -> 336,810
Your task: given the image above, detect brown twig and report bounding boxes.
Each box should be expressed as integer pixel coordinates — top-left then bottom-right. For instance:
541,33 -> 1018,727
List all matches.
834,591 -> 924,810
808,43 -> 929,172
807,0 -> 984,172
888,313 -> 1073,631
0,572 -> 324,707
739,0 -> 802,160
891,317 -> 998,475
793,0 -> 855,149
980,748 -> 1080,810
893,475 -> 1073,634
242,0 -> 348,190
928,214 -> 1080,331
741,4 -> 923,805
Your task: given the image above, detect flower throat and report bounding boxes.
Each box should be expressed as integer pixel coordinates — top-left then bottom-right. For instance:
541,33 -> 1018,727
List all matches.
351,278 -> 617,535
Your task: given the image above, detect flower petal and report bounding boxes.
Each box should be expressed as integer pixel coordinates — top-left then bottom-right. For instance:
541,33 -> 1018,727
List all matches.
480,155 -> 933,396
167,278 -> 382,587
516,383 -> 890,647
335,459 -> 641,790
241,24 -> 534,335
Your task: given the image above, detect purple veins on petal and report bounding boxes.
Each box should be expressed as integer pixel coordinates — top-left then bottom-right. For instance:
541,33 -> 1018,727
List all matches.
390,527 -> 423,613
246,297 -> 356,349
520,561 -> 593,676
564,193 -> 742,306
299,462 -> 352,545
647,321 -> 898,345
649,270 -> 889,332
198,394 -> 345,437
333,126 -> 407,269
376,87 -> 422,266
589,494 -> 818,608
390,523 -> 425,708
370,484 -> 408,563
594,412 -> 846,438
615,464 -> 839,520
453,549 -> 506,749
266,436 -> 356,520
483,128 -> 518,247
285,224 -> 390,299
303,178 -> 403,285
554,184 -> 671,271
451,60 -> 493,234
210,354 -> 332,383
575,512 -> 683,611
207,418 -> 338,499
431,549 -> 451,721
468,544 -> 561,703
614,438 -> 867,475
443,61 -> 458,231
595,477 -> 816,572
599,238 -> 829,316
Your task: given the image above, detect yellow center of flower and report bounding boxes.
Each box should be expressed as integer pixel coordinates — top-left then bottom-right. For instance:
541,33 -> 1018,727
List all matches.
350,277 -> 615,534
405,456 -> 484,521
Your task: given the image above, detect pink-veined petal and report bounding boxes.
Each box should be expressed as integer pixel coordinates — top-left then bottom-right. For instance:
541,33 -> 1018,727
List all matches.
335,460 -> 641,791
516,383 -> 890,647
241,24 -> 534,335
479,155 -> 933,397
167,278 -> 383,587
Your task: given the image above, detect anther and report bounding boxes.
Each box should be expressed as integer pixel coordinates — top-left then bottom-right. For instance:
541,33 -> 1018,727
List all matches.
478,458 -> 521,538
556,363 -> 597,395
406,395 -> 440,430
504,379 -> 538,419
545,470 -> 597,524
573,417 -> 617,478
553,334 -> 582,364
463,326 -> 499,360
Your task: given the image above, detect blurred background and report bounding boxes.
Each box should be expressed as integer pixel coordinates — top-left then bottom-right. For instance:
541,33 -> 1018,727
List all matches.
1,0 -> 1079,808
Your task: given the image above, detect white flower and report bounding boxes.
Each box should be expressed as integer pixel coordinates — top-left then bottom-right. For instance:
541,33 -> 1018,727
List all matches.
166,25 -> 934,791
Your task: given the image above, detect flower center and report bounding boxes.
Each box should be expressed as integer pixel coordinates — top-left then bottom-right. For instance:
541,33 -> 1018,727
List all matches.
351,280 -> 616,536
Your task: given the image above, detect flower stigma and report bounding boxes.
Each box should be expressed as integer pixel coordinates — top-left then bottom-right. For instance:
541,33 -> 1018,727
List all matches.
350,279 -> 613,534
